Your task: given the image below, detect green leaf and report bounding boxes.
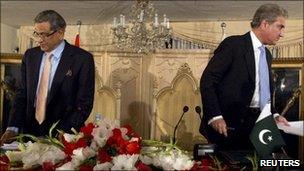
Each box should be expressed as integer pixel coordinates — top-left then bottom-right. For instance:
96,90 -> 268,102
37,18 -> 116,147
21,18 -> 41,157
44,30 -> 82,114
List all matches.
15,134 -> 39,142
81,156 -> 97,166
49,120 -> 60,138
71,128 -> 78,134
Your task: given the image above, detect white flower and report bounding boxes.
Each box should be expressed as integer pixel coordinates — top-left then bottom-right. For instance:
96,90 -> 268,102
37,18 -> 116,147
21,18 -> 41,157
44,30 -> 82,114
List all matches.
155,154 -> 175,170
141,147 -> 194,171
91,118 -> 121,147
172,153 -> 194,170
139,155 -> 153,165
5,151 -> 23,162
92,126 -> 112,147
93,162 -> 113,170
129,137 -> 139,142
40,145 -> 66,165
63,132 -> 84,143
98,118 -> 120,130
111,154 -> 139,170
90,140 -> 99,151
141,146 -> 158,153
71,148 -> 86,167
83,146 -> 96,158
9,142 -> 66,169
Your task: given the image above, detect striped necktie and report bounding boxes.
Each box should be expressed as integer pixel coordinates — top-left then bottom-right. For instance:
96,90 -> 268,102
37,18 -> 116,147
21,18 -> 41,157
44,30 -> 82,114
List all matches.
35,53 -> 52,124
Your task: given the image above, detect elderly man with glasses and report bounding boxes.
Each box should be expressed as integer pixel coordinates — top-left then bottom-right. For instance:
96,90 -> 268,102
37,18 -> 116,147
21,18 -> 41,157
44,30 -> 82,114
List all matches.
0,10 -> 95,144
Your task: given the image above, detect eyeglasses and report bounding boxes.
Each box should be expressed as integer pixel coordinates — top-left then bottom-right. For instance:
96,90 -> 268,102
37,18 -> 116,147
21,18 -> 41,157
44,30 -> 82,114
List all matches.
32,30 -> 57,39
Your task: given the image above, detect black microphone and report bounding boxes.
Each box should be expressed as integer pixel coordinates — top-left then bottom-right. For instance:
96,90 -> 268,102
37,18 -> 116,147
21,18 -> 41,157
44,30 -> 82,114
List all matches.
195,106 -> 202,120
173,106 -> 189,144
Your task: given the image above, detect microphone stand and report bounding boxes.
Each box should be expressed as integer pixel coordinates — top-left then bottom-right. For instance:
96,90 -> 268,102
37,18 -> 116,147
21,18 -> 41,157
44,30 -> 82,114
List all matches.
193,106 -> 217,160
173,106 -> 189,144
195,106 -> 202,120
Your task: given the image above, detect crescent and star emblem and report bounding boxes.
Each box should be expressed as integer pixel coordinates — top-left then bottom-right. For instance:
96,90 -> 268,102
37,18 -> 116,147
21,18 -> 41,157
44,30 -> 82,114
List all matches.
258,129 -> 272,145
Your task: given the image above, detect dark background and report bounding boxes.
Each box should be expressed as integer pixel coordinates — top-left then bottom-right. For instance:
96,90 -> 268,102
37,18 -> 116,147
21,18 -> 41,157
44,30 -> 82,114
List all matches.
273,68 -> 300,159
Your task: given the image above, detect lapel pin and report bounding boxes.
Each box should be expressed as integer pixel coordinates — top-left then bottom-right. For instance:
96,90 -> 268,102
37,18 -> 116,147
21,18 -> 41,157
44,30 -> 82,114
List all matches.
66,70 -> 72,76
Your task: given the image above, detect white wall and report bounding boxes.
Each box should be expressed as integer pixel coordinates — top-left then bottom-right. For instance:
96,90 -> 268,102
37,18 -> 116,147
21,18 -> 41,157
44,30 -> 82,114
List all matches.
1,23 -> 19,53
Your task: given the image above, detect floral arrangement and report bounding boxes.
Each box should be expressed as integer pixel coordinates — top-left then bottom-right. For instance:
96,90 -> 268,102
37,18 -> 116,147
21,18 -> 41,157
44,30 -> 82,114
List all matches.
0,118 -> 195,170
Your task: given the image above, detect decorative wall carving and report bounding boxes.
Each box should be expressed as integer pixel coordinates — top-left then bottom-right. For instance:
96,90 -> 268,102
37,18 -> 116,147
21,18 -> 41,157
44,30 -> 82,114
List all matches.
152,62 -> 207,150
88,49 -> 211,142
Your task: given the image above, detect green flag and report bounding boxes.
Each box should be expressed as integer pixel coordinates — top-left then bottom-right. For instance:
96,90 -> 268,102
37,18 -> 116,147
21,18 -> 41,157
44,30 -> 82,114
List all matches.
249,104 -> 285,159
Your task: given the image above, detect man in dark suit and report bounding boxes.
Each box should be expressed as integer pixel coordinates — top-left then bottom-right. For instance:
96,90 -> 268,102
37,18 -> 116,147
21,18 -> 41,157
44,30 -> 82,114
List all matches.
199,4 -> 289,150
0,10 -> 95,144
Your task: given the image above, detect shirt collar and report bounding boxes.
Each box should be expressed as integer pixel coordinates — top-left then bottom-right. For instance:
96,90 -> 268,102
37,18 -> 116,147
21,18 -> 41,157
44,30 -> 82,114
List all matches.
45,40 -> 65,59
250,31 -> 263,50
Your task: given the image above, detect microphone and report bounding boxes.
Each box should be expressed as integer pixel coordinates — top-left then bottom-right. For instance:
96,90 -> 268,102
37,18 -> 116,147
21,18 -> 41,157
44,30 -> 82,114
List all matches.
195,106 -> 202,120
173,106 -> 189,144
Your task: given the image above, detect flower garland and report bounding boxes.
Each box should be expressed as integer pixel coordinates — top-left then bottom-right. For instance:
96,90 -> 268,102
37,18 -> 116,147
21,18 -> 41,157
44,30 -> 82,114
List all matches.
0,118 -> 195,170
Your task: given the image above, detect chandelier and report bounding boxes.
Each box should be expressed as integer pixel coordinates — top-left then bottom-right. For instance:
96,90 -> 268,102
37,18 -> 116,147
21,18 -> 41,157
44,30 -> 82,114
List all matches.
112,0 -> 171,54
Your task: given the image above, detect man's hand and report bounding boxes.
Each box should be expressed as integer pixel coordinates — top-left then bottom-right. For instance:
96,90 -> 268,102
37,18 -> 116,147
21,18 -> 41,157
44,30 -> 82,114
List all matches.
275,115 -> 290,126
210,118 -> 228,137
0,130 -> 18,146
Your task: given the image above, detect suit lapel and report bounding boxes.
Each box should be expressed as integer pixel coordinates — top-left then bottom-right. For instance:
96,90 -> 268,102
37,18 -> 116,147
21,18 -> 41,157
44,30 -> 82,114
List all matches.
29,50 -> 44,103
47,42 -> 74,104
243,32 -> 255,82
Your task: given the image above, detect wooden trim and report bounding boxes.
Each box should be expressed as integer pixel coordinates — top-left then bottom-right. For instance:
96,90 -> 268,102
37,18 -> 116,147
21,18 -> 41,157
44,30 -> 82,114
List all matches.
0,53 -> 22,64
0,53 -> 23,60
273,57 -> 304,64
0,64 -> 5,133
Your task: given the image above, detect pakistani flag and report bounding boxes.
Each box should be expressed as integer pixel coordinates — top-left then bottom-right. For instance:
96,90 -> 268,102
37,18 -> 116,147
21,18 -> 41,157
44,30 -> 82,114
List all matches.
250,104 -> 285,159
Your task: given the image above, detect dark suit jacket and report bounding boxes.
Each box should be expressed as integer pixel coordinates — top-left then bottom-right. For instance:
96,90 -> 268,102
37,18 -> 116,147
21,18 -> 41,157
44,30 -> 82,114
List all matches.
8,40 -> 95,136
199,32 -> 275,142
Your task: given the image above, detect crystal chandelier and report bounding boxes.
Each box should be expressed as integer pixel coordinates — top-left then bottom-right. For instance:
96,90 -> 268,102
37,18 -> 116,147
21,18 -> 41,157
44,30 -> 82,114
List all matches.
112,0 -> 171,54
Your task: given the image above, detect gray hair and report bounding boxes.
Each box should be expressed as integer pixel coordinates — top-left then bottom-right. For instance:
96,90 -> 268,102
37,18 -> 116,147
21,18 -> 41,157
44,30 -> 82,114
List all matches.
34,10 -> 66,31
251,4 -> 288,28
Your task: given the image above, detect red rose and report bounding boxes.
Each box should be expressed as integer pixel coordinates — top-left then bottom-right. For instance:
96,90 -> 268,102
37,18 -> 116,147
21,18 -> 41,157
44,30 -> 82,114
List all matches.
202,166 -> 212,171
106,136 -> 116,146
117,140 -> 128,154
80,123 -> 95,138
112,128 -> 122,139
136,161 -> 152,171
79,164 -> 93,171
107,128 -> 123,146
97,148 -> 112,163
201,158 -> 212,166
63,137 -> 87,156
0,164 -> 9,171
0,155 -> 9,171
190,163 -> 199,171
122,124 -> 141,139
42,161 -> 55,171
126,141 -> 141,154
122,124 -> 133,136
76,138 -> 88,147
0,155 -> 9,164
